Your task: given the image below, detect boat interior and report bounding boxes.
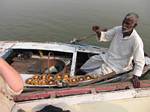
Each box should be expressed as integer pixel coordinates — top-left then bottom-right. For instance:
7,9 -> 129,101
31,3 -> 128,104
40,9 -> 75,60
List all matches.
6,48 -> 95,76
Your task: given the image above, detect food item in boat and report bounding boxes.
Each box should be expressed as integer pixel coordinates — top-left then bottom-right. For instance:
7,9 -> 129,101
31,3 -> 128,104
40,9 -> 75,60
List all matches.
47,74 -> 53,81
38,79 -> 48,85
32,74 -> 40,79
26,78 -> 39,85
26,74 -> 55,85
48,80 -> 57,85
68,77 -> 79,85
70,78 -> 77,82
85,75 -> 93,80
41,74 -> 47,80
55,74 -> 63,81
63,74 -> 70,80
25,78 -> 33,84
31,79 -> 39,85
78,76 -> 85,81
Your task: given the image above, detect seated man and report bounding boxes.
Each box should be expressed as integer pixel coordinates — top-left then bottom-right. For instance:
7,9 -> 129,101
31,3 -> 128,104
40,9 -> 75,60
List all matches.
0,58 -> 24,112
79,12 -> 145,88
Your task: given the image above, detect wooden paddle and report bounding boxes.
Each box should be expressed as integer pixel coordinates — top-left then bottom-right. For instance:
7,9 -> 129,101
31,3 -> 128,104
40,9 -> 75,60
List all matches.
70,28 -> 107,44
70,33 -> 96,44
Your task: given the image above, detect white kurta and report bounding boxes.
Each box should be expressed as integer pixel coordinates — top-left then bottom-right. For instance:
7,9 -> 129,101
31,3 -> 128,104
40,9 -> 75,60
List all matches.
81,26 -> 145,77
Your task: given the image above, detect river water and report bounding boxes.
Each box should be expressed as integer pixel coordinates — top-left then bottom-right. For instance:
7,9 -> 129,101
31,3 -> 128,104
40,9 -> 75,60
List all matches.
0,0 -> 149,51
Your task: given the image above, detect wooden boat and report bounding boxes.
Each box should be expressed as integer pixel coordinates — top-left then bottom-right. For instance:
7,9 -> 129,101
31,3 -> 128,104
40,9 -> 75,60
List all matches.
0,41 -> 150,111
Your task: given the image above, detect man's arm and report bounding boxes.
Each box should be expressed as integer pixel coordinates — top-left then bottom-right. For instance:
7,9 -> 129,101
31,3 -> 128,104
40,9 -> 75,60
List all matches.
92,25 -> 116,42
0,58 -> 23,92
132,37 -> 145,88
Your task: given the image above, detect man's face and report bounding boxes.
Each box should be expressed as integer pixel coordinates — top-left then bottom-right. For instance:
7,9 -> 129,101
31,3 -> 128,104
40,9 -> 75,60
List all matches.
122,16 -> 137,33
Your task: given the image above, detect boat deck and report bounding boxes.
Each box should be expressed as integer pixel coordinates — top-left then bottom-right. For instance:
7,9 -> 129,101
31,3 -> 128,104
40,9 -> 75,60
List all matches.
14,80 -> 150,102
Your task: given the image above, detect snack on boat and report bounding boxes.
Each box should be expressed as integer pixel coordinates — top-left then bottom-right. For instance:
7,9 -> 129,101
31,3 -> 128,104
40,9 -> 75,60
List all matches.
25,74 -> 57,86
38,79 -> 48,85
47,74 -> 54,81
85,75 -> 93,80
26,78 -> 33,84
41,74 -> 47,80
32,79 -> 39,85
48,80 -> 57,85
67,77 -> 79,85
25,73 -> 95,86
78,76 -> 85,81
55,74 -> 63,81
32,74 -> 40,79
63,74 -> 70,81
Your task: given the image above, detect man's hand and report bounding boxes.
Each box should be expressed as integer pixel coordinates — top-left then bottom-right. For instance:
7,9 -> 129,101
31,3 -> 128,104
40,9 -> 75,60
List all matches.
92,26 -> 101,37
92,26 -> 107,32
92,26 -> 100,32
131,75 -> 140,88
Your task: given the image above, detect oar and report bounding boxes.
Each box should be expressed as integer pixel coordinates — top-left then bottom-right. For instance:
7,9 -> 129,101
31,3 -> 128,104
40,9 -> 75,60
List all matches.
70,33 -> 96,44
70,28 -> 107,44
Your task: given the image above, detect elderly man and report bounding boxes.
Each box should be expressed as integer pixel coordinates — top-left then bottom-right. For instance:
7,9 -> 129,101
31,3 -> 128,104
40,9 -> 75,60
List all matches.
0,58 -> 24,112
79,12 -> 145,88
